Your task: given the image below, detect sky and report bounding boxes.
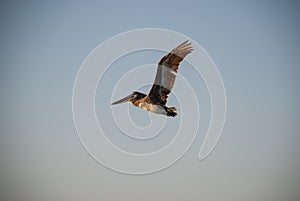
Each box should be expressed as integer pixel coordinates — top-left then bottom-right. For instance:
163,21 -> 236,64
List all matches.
0,1 -> 300,201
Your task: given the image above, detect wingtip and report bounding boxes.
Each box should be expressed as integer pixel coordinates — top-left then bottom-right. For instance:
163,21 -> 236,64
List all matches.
174,40 -> 193,55
180,40 -> 190,46
179,40 -> 193,48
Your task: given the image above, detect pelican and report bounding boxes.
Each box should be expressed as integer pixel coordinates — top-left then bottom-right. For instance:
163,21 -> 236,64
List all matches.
111,40 -> 193,117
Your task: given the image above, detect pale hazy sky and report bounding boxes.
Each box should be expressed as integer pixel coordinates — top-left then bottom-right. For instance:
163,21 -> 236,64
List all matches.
0,1 -> 300,201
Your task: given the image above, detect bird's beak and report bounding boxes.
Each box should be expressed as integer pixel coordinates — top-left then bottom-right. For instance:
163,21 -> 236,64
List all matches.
111,94 -> 132,105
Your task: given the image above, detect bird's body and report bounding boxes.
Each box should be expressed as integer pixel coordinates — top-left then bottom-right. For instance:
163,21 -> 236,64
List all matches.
129,93 -> 177,116
111,41 -> 193,117
138,100 -> 165,114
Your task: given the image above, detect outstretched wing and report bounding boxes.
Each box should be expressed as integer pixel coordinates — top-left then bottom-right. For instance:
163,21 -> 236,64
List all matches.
146,40 -> 193,105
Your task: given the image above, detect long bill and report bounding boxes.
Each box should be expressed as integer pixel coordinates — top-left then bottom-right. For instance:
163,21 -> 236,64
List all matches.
111,94 -> 132,105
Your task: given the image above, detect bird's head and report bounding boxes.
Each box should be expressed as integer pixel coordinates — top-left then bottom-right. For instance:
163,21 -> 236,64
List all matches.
110,91 -> 146,105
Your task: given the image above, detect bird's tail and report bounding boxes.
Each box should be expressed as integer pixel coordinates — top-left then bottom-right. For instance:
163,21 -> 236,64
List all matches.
165,107 -> 177,117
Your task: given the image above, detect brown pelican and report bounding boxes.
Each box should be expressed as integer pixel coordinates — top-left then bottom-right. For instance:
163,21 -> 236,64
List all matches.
111,40 -> 193,117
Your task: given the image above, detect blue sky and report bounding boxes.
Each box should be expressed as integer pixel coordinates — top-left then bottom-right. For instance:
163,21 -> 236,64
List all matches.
0,1 -> 300,201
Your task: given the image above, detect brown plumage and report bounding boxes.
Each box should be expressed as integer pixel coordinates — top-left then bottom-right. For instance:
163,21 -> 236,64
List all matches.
146,40 -> 193,106
111,40 -> 193,117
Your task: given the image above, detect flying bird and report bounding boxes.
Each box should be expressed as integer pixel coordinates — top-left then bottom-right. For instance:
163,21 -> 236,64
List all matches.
111,40 -> 193,117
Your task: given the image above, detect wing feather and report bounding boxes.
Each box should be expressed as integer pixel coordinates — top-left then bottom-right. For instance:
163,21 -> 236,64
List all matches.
147,40 -> 193,105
